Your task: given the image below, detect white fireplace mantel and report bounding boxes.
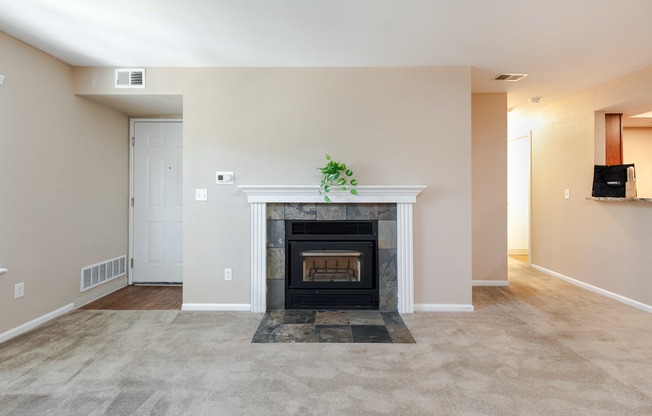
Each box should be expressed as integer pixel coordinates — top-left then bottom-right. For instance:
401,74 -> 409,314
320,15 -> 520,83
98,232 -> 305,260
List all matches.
238,185 -> 426,314
239,185 -> 425,203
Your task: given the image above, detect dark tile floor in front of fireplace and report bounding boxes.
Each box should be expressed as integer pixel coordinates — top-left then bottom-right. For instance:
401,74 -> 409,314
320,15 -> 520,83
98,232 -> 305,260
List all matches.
251,310 -> 415,343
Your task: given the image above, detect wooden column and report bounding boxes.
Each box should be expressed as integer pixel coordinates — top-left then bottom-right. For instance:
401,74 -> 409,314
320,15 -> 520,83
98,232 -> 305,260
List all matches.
605,113 -> 623,165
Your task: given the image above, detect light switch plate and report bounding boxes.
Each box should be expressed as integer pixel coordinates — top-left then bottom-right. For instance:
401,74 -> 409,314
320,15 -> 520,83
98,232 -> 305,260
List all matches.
564,189 -> 570,199
195,189 -> 208,201
216,171 -> 234,184
14,282 -> 24,299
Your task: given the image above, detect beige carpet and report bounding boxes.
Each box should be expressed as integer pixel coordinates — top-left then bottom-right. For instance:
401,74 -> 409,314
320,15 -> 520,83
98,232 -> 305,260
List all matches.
1,259 -> 651,415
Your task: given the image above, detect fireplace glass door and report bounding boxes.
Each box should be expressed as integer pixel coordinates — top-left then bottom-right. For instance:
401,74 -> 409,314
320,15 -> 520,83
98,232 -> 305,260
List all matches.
285,220 -> 378,309
301,250 -> 362,283
288,241 -> 375,290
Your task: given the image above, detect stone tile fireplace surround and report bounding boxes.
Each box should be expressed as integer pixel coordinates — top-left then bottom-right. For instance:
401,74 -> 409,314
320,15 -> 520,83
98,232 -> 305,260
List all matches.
267,203 -> 397,311
239,186 -> 425,314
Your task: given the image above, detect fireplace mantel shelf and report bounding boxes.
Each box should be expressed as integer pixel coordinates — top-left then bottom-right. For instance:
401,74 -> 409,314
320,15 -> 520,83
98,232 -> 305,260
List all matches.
238,185 -> 426,203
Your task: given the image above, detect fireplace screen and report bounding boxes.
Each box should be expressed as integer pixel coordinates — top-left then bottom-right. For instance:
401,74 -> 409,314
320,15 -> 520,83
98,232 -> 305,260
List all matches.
286,220 -> 378,309
300,250 -> 362,283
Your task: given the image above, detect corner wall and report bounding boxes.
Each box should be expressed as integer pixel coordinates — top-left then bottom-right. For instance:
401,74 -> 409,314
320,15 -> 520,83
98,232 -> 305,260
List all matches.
75,66 -> 475,309
472,93 -> 508,282
517,66 -> 652,308
0,32 -> 129,335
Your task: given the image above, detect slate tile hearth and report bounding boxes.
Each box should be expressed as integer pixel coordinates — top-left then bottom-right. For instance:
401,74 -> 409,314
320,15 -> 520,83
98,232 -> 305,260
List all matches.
252,310 -> 415,344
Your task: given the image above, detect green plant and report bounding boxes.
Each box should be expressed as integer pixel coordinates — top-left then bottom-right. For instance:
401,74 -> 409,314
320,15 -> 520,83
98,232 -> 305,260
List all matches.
318,154 -> 358,202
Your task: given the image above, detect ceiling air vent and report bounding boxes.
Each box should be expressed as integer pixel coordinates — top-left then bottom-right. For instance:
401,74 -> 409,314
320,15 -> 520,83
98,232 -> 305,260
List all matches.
492,73 -> 528,82
115,68 -> 145,89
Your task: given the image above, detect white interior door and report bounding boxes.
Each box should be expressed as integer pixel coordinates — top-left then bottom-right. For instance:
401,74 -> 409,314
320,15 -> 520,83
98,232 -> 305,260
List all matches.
132,121 -> 183,283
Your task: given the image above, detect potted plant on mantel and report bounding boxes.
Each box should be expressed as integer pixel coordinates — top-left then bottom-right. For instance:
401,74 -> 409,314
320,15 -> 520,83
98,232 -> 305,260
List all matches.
318,154 -> 358,202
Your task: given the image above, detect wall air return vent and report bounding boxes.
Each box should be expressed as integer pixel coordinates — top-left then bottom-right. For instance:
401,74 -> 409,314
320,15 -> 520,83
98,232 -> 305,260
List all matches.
492,73 -> 528,82
80,255 -> 127,292
115,68 -> 145,88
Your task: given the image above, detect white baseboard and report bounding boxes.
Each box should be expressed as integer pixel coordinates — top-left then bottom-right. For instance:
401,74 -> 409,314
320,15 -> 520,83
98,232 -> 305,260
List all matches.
531,264 -> 652,314
473,280 -> 509,287
509,249 -> 529,255
181,303 -> 251,312
414,304 -> 475,312
0,303 -> 75,344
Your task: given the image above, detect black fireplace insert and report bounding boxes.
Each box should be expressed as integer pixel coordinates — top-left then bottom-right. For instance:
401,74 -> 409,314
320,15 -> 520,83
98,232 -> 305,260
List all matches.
285,220 -> 378,309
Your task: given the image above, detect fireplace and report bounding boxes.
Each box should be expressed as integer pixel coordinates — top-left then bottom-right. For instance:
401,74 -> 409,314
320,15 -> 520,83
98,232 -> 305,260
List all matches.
285,220 -> 379,310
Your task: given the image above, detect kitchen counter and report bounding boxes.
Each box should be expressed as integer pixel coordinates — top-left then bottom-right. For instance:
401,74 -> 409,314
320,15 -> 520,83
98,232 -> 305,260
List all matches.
586,197 -> 652,203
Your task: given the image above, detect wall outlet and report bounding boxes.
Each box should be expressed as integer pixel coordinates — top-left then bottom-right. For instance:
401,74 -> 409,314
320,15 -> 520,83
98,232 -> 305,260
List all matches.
564,189 -> 570,199
224,268 -> 232,281
14,282 -> 24,299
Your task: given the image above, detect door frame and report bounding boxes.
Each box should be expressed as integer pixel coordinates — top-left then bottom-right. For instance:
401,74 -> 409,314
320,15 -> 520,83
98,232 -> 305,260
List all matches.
128,118 -> 183,285
507,131 -> 533,265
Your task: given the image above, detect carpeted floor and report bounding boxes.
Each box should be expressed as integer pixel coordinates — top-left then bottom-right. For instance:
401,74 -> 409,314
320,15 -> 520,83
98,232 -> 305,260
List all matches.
1,259 -> 651,415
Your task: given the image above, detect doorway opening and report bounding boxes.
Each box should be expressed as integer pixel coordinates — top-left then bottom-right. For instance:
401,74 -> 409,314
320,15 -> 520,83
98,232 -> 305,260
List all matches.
508,132 -> 531,265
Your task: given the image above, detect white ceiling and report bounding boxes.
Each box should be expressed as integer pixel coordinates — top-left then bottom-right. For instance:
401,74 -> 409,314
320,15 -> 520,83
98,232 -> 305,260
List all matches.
3,0 -> 652,115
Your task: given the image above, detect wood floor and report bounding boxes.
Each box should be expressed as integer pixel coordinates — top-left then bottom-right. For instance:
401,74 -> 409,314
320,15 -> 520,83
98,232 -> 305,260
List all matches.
509,254 -> 529,263
80,285 -> 182,310
84,256 -> 529,310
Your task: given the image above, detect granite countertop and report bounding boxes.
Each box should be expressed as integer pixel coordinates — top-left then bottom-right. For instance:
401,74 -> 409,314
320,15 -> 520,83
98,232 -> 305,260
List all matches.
586,197 -> 652,203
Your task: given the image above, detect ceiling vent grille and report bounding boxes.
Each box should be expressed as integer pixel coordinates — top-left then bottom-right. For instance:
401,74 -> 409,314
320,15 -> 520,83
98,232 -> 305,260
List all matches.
115,68 -> 145,88
492,73 -> 528,82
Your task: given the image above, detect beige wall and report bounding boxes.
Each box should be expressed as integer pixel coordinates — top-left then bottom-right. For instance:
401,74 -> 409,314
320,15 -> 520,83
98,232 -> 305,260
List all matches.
623,128 -> 652,198
515,66 -> 652,307
0,33 -> 129,334
472,93 -> 507,281
75,66 -> 476,307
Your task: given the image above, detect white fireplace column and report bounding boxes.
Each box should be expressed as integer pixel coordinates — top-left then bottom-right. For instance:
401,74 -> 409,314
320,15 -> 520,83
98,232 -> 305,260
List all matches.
250,202 -> 267,313
396,203 -> 415,314
239,186 -> 425,314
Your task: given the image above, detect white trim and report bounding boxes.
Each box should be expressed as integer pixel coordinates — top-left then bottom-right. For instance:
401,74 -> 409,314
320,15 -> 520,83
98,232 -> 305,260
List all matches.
250,203 -> 267,313
473,280 -> 509,287
528,131 -> 533,265
129,118 -> 183,285
396,203 -> 414,313
508,249 -> 529,255
181,303 -> 252,311
531,264 -> 652,314
0,268 -> 8,274
238,185 -> 426,203
0,303 -> 74,344
415,304 -> 475,312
